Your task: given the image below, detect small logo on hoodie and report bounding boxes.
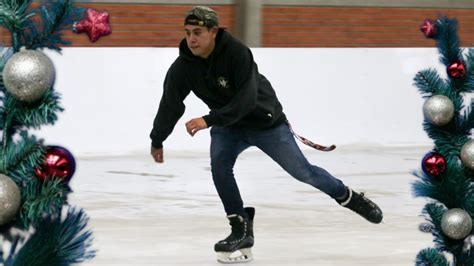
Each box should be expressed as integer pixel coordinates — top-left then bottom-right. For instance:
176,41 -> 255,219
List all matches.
217,77 -> 229,89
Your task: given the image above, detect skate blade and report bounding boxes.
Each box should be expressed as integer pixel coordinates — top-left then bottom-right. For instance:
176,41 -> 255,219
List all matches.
217,248 -> 253,264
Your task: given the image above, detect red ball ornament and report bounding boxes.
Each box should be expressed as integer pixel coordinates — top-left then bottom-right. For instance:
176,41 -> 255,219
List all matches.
422,152 -> 446,178
35,146 -> 76,182
447,61 -> 466,78
73,9 -> 112,43
420,19 -> 437,38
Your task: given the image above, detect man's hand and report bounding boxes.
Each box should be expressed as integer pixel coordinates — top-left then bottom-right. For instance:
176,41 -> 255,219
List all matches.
185,117 -> 208,136
151,146 -> 164,163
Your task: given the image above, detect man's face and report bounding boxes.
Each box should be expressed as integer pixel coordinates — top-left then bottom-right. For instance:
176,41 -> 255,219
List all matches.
184,25 -> 217,58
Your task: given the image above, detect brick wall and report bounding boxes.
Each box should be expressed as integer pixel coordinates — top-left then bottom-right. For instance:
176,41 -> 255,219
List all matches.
1,3 -> 474,47
0,3 -> 236,47
262,6 -> 474,47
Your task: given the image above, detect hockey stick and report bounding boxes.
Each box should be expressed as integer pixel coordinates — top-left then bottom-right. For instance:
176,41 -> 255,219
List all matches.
286,121 -> 336,152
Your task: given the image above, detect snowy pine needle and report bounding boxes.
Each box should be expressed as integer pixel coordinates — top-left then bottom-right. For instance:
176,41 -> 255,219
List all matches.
5,207 -> 95,266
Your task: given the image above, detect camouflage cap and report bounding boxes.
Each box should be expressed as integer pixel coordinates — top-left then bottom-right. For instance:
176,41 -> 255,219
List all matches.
184,6 -> 219,28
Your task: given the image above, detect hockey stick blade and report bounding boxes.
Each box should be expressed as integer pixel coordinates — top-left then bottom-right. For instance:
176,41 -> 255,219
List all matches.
303,138 -> 336,152
286,121 -> 337,152
313,143 -> 336,152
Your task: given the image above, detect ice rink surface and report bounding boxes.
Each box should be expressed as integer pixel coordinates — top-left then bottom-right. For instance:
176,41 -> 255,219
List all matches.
70,145 -> 435,266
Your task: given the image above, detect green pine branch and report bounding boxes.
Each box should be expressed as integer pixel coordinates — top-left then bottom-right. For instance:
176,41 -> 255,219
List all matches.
414,69 -> 448,96
0,48 -> 12,133
0,0 -> 34,32
416,247 -> 449,266
437,17 -> 468,92
423,203 -> 458,252
1,131 -> 44,183
413,159 -> 473,259
422,121 -> 467,158
436,17 -> 463,67
0,88 -> 63,148
454,248 -> 474,266
5,88 -> 64,130
460,100 -> 474,133
1,0 -> 85,51
463,183 -> 474,218
413,157 -> 472,210
5,207 -> 95,266
21,0 -> 85,51
460,48 -> 474,93
19,177 -> 69,229
0,0 -> 35,51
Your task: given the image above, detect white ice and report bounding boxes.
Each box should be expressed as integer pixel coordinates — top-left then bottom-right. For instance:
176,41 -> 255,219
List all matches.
69,145 -> 434,266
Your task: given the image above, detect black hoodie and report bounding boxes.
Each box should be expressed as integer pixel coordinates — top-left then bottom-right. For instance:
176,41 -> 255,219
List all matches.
150,29 -> 286,148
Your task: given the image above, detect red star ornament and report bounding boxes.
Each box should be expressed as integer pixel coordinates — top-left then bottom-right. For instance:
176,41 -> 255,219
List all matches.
73,9 -> 112,43
420,19 -> 437,38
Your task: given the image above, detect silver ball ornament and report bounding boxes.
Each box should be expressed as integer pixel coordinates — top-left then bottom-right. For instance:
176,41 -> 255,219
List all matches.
423,95 -> 455,126
2,49 -> 55,102
0,174 -> 21,226
441,208 -> 472,240
461,140 -> 474,170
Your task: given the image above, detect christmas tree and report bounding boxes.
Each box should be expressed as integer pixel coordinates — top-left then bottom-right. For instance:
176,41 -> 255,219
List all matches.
0,0 -> 110,265
414,17 -> 474,265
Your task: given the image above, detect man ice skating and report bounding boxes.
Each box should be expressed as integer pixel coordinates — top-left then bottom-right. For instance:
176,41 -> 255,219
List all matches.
150,6 -> 383,264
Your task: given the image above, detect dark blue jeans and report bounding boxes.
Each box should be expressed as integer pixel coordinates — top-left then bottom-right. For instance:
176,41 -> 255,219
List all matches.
210,122 -> 347,216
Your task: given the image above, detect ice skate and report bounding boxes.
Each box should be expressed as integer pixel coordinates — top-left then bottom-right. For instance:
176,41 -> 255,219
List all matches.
215,207 -> 255,264
216,248 -> 253,264
337,187 -> 383,224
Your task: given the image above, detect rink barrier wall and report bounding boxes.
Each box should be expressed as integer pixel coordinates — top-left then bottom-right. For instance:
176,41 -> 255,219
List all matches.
29,47 -> 447,155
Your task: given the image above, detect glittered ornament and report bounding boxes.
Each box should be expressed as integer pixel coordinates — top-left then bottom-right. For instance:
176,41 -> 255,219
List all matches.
35,145 -> 76,182
421,152 -> 446,178
420,19 -> 437,38
447,61 -> 466,78
73,9 -> 112,43
441,208 -> 472,240
423,95 -> 455,126
2,49 -> 55,102
0,174 -> 21,226
461,140 -> 474,170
